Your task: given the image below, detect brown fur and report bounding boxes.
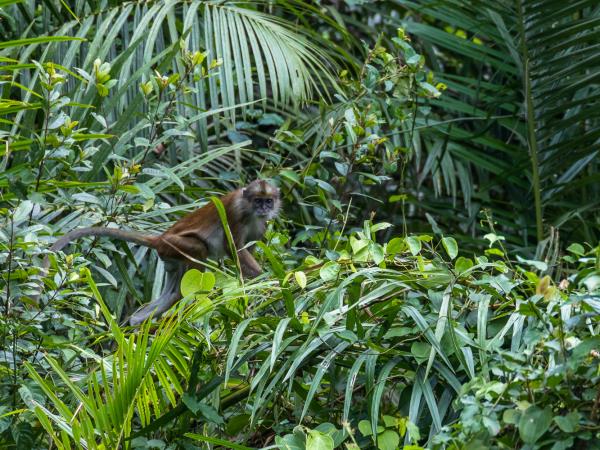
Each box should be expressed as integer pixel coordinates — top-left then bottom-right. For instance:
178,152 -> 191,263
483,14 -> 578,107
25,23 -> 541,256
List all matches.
39,180 -> 280,325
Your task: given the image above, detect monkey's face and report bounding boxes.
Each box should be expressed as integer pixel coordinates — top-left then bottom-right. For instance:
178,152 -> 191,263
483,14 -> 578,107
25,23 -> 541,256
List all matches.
253,197 -> 275,217
243,180 -> 280,220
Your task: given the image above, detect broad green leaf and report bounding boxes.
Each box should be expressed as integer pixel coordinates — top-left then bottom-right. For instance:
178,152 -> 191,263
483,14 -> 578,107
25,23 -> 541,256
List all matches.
484,233 -> 505,247
225,414 -> 250,435
320,262 -> 340,281
386,237 -> 405,254
275,432 -> 305,450
571,337 -> 600,363
350,236 -> 369,255
382,415 -> 396,427
554,412 -> 581,433
503,409 -> 520,424
485,248 -> 504,257
12,200 -> 33,223
314,423 -> 345,448
455,256 -> 473,274
516,255 -> 548,271
294,271 -> 307,289
370,222 -> 392,233
411,342 -> 430,363
518,406 -> 552,444
377,430 -> 399,450
441,236 -> 458,260
369,242 -> 385,264
306,429 -> 334,450
181,269 -> 215,297
280,169 -> 301,185
406,236 -> 421,256
566,243 -> 585,256
358,420 -> 373,436
182,394 -> 223,424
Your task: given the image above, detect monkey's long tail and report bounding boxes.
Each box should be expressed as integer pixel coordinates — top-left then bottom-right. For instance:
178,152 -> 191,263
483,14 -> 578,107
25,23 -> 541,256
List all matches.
50,227 -> 156,252
33,227 -> 158,303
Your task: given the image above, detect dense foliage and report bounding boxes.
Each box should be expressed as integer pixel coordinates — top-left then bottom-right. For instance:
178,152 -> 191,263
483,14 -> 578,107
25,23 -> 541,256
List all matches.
1,1 -> 599,449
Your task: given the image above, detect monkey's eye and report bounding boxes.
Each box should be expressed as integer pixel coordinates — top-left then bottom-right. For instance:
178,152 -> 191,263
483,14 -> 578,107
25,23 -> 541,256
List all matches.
253,199 -> 263,207
265,198 -> 273,207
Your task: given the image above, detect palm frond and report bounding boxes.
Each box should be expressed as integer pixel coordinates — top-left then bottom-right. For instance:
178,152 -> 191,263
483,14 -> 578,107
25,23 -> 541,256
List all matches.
1,1 -> 337,153
396,0 -> 600,244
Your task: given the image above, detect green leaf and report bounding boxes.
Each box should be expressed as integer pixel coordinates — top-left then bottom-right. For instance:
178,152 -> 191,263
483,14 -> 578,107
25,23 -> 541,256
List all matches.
410,342 -> 430,363
377,430 -> 399,450
0,36 -> 85,49
455,256 -> 473,274
350,236 -> 369,255
406,236 -> 421,256
186,434 -> 254,450
280,169 -> 301,185
405,421 -> 421,443
182,394 -> 223,424
566,243 -> 585,256
225,414 -> 250,435
554,412 -> 580,433
358,420 -> 372,436
503,409 -> 520,425
485,248 -> 504,257
224,319 -> 253,385
441,236 -> 458,260
518,406 -> 552,444
382,415 -> 396,427
12,200 -> 33,223
275,431 -> 305,450
370,222 -> 393,233
516,255 -> 548,271
181,269 -> 215,297
314,423 -> 345,448
370,358 -> 402,437
571,337 -> 600,363
320,262 -> 340,281
484,233 -> 505,247
306,429 -> 334,450
386,237 -> 405,254
72,192 -> 101,204
369,242 -> 385,264
343,354 -> 368,424
294,271 -> 307,289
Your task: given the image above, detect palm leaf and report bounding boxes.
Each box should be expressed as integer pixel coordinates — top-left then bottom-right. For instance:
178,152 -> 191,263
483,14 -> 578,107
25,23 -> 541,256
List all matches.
2,1 -> 337,155
395,0 -> 600,244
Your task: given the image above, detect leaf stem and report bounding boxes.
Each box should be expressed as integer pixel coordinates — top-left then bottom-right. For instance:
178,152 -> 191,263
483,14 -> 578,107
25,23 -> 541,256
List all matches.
516,0 -> 543,242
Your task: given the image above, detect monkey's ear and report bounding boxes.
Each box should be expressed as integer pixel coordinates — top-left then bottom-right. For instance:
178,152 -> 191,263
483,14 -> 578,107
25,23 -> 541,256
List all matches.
242,188 -> 249,199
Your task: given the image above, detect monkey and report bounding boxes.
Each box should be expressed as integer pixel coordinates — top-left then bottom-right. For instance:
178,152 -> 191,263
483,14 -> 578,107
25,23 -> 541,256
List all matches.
39,180 -> 280,325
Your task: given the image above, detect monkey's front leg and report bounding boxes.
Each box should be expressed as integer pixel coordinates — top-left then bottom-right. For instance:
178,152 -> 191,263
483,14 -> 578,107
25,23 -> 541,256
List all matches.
237,248 -> 262,278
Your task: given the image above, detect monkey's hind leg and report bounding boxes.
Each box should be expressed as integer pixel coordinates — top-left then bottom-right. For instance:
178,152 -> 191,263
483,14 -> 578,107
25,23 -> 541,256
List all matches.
128,262 -> 184,326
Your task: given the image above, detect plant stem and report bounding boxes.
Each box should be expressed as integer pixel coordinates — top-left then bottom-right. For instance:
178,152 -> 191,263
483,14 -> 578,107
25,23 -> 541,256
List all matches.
516,0 -> 544,243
